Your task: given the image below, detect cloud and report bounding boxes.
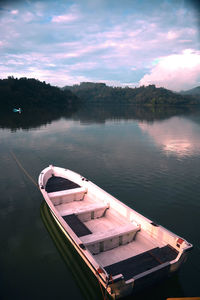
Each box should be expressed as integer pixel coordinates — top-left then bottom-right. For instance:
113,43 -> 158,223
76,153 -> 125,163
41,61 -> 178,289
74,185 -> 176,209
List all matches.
139,49 -> 200,91
0,41 -> 6,47
166,28 -> 196,40
51,3 -> 80,23
0,55 -> 94,86
23,11 -> 35,22
52,13 -> 78,23
0,0 -> 199,87
10,10 -> 18,15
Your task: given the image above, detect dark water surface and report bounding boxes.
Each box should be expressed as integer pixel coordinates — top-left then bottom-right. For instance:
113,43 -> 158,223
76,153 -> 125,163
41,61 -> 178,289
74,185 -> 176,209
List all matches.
1,105 -> 200,299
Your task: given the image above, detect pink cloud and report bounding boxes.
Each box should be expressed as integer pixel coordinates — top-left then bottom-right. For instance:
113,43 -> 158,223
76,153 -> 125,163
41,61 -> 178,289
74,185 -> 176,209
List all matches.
52,14 -> 78,23
166,28 -> 196,40
167,30 -> 180,40
0,41 -> 5,47
11,10 -> 19,15
139,49 -> 200,91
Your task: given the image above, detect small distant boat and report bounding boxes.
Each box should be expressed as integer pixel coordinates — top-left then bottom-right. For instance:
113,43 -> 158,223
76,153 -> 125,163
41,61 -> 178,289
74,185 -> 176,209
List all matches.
39,166 -> 193,299
13,108 -> 22,113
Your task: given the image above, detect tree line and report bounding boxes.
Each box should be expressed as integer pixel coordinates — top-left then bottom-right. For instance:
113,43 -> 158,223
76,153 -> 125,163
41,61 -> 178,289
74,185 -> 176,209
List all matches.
64,82 -> 200,105
0,77 -> 79,112
1,77 -> 199,112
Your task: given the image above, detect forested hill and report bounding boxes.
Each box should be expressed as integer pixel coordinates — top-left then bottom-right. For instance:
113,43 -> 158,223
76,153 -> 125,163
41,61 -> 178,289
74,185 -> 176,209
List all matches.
64,82 -> 199,105
180,86 -> 200,97
0,77 -> 79,111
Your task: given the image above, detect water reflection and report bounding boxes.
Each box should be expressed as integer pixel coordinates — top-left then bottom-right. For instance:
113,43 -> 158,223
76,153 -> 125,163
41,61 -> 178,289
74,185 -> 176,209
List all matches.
1,104 -> 199,299
0,104 -> 199,131
139,116 -> 200,157
0,107 -> 77,131
73,104 -> 200,124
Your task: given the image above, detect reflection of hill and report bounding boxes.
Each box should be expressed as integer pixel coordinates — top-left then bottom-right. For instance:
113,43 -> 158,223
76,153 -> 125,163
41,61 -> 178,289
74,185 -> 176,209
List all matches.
0,107 -> 77,131
71,104 -> 200,124
1,104 -> 200,131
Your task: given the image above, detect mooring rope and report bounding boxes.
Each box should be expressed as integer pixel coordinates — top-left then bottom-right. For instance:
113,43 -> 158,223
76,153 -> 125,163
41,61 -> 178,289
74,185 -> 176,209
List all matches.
96,275 -> 106,300
10,150 -> 39,189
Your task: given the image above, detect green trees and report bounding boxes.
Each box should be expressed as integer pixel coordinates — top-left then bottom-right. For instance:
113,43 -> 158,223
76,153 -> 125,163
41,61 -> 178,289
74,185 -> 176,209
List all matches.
0,77 -> 79,111
1,77 -> 198,111
64,82 -> 198,105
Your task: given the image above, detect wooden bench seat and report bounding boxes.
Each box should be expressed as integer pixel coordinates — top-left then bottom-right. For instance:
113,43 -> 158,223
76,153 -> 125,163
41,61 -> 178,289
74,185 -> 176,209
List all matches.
48,186 -> 87,205
81,222 -> 140,254
57,201 -> 110,222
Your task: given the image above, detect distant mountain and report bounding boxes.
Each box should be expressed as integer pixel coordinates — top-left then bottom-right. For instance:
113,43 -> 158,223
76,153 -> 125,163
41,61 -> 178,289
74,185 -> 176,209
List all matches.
0,77 -> 79,112
180,86 -> 200,96
63,82 -> 199,105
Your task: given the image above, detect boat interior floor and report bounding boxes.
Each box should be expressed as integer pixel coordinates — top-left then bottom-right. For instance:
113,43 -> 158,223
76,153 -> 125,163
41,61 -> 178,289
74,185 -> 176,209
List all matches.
57,198 -> 136,236
94,231 -> 171,267
84,209 -> 129,233
104,245 -> 178,281
47,179 -> 177,274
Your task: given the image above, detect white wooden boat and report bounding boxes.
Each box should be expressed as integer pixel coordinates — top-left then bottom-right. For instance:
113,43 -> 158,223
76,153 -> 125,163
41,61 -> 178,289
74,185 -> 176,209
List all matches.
39,166 -> 193,299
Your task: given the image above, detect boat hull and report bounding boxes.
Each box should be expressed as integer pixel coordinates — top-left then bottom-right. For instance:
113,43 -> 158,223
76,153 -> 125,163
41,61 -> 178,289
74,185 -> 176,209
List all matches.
48,206 -> 191,298
39,166 -> 193,299
40,201 -> 107,300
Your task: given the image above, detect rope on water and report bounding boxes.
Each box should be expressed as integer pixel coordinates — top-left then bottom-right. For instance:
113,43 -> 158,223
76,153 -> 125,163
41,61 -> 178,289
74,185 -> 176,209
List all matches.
10,150 -> 39,189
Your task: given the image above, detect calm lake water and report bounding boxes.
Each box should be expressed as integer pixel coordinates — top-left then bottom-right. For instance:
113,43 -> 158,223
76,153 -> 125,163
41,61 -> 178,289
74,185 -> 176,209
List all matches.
1,105 -> 200,299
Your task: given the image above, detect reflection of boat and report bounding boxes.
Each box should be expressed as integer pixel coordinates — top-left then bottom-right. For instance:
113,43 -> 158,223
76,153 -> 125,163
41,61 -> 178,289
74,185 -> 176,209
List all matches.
40,201 -> 103,300
39,166 -> 193,299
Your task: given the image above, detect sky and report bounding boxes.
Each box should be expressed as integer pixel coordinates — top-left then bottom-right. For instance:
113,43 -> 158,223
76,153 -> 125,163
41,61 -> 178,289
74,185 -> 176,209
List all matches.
0,0 -> 200,91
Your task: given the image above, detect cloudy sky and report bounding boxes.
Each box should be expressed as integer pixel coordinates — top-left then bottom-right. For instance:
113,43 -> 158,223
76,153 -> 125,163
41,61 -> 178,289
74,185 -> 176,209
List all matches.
0,0 -> 200,91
